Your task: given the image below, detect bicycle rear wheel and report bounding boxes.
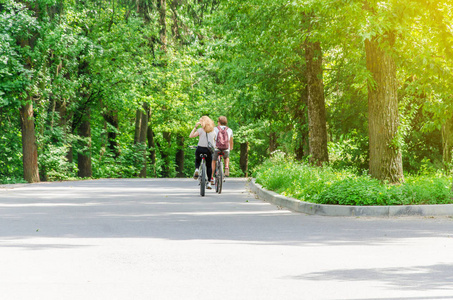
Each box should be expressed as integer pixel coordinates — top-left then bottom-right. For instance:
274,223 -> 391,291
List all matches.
200,161 -> 206,197
215,161 -> 220,193
217,160 -> 223,194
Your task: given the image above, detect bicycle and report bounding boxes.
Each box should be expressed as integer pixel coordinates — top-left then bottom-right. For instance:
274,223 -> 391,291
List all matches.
190,146 -> 209,196
214,150 -> 226,194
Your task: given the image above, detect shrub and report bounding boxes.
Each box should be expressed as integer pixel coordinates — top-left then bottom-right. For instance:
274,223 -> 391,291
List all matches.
253,158 -> 453,206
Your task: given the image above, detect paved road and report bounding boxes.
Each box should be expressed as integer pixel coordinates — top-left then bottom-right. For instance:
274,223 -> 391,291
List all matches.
1,178 -> 453,300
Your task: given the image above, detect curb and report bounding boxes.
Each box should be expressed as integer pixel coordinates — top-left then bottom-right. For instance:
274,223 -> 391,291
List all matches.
247,179 -> 453,217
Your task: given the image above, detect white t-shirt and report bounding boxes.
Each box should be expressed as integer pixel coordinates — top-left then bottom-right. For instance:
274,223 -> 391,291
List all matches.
214,126 -> 233,149
196,128 -> 216,147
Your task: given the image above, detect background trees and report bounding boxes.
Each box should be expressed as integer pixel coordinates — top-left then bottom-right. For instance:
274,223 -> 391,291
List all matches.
1,0 -> 452,183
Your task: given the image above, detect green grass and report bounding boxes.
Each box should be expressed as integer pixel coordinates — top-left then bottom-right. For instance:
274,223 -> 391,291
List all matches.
253,157 -> 453,206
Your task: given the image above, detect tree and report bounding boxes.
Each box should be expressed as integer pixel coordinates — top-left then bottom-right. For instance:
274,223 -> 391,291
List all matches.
305,40 -> 328,166
2,1 -> 42,183
20,101 -> 40,182
365,34 -> 403,183
3,0 -> 453,183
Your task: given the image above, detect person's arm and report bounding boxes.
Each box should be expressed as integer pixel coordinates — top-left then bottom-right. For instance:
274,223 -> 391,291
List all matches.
213,127 -> 218,144
229,136 -> 233,151
189,122 -> 201,138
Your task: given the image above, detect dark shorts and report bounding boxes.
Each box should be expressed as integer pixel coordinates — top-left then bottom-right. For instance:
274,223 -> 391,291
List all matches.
213,149 -> 230,160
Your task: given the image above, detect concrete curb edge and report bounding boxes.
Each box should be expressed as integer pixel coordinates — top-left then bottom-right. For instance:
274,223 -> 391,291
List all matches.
247,178 -> 453,217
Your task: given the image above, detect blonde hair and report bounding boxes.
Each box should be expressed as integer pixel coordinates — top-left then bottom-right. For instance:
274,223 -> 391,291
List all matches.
200,116 -> 214,133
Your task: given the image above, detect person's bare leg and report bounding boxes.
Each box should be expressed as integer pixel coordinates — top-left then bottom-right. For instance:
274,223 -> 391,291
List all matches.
225,157 -> 230,176
211,160 -> 216,183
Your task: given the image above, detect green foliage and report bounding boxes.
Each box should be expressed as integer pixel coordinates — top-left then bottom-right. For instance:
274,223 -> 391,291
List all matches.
1,0 -> 453,184
254,156 -> 453,206
328,130 -> 369,171
0,112 -> 23,181
39,143 -> 77,181
92,143 -> 147,179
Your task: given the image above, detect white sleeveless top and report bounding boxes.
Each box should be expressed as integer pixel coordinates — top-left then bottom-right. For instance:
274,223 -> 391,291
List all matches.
197,128 -> 215,147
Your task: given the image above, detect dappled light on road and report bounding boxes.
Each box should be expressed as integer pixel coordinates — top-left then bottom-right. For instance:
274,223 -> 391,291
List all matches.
1,178 -> 453,300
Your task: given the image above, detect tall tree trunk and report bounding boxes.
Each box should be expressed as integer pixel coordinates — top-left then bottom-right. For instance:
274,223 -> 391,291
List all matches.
158,0 -> 170,177
147,123 -> 156,177
442,115 -> 453,172
134,109 -> 144,144
365,36 -> 403,183
139,104 -> 149,178
134,104 -> 148,178
19,101 -> 40,183
240,142 -> 249,177
16,3 -> 40,183
175,134 -> 184,178
78,108 -> 92,178
305,41 -> 329,166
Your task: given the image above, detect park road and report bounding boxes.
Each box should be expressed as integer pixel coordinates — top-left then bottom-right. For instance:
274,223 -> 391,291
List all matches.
0,178 -> 453,300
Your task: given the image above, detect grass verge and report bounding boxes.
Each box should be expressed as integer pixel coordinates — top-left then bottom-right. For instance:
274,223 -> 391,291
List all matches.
253,155 -> 453,206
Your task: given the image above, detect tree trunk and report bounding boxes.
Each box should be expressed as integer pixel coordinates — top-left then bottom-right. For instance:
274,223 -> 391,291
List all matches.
147,124 -> 156,177
175,134 -> 185,178
442,115 -> 453,172
305,41 -> 329,166
134,109 -> 144,144
365,36 -> 404,183
139,105 -> 149,178
16,4 -> 40,183
19,101 -> 40,183
78,108 -> 92,178
134,104 -> 148,178
240,142 -> 249,177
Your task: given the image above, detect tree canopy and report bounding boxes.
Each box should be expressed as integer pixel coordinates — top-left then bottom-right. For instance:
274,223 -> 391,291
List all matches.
1,0 -> 452,183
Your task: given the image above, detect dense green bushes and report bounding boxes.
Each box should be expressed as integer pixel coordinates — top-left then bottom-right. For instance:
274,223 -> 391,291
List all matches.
0,114 -> 25,184
254,152 -> 453,206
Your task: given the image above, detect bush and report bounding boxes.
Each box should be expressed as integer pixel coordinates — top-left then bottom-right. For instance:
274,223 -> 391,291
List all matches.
92,143 -> 147,178
39,143 -> 78,181
253,157 -> 453,206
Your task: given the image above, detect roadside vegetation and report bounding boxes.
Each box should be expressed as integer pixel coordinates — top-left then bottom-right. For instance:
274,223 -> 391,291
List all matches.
254,151 -> 453,206
2,0 -> 453,204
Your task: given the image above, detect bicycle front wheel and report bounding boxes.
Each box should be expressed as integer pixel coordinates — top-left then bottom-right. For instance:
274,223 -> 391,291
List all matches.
200,161 -> 206,197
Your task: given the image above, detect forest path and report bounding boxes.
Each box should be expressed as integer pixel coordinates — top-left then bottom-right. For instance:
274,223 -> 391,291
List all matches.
0,178 -> 453,299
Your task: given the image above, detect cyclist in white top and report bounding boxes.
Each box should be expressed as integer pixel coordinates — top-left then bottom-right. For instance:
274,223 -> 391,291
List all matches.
212,116 -> 233,183
189,115 -> 215,189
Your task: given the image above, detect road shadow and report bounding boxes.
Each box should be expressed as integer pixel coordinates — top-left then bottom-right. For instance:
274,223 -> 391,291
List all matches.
1,178 -> 453,247
288,263 -> 453,292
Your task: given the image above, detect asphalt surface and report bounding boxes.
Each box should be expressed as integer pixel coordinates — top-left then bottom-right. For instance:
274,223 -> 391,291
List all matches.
1,178 -> 453,300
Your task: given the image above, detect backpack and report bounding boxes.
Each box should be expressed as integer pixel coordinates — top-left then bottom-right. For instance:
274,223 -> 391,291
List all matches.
216,126 -> 229,150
